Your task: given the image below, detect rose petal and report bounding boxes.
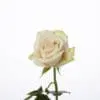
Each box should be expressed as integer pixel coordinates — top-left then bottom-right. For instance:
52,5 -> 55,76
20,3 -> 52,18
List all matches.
54,30 -> 68,42
28,53 -> 34,60
38,50 -> 64,66
56,47 -> 75,67
43,39 -> 63,59
34,30 -> 55,52
28,52 -> 46,67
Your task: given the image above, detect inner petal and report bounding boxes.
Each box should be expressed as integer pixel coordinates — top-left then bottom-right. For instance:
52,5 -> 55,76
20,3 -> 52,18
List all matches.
40,39 -> 55,58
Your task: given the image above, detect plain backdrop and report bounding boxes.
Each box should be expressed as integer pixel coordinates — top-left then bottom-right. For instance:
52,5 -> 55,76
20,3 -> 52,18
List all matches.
0,0 -> 99,100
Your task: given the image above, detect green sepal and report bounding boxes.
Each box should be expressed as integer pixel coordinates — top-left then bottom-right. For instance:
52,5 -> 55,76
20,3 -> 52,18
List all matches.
56,67 -> 61,75
41,67 -> 51,76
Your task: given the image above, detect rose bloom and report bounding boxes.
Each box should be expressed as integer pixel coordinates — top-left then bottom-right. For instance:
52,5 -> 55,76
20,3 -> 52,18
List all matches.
29,30 -> 75,68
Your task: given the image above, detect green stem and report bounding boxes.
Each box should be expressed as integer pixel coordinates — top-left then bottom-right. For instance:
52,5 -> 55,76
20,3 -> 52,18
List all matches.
53,67 -> 58,100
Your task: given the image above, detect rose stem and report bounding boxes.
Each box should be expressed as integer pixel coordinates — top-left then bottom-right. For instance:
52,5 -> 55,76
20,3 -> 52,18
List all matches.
53,67 -> 58,100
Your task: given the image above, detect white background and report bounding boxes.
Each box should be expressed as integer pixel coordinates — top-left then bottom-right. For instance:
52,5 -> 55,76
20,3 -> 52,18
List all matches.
0,0 -> 99,100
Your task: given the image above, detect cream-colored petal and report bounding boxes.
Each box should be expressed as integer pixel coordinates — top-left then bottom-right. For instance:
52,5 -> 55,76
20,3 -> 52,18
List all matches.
38,50 -> 64,66
40,45 -> 58,59
28,52 -> 40,60
28,52 -> 50,67
34,30 -> 55,52
42,41 -> 62,59
33,58 -> 48,67
54,30 -> 68,42
67,47 -> 75,60
28,53 -> 34,60
45,36 -> 65,58
56,47 -> 75,67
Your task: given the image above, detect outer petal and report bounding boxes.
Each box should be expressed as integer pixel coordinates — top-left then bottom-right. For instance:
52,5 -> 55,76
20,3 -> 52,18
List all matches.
54,30 -> 68,42
56,47 -> 75,67
34,30 -> 55,52
28,53 -> 34,60
66,47 -> 75,61
28,52 -> 49,68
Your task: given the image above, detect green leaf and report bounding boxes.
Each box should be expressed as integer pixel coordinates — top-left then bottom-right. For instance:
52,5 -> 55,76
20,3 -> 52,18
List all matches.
35,94 -> 50,100
24,87 -> 43,100
47,90 -> 71,96
24,95 -> 33,100
37,86 -> 43,94
27,86 -> 43,96
41,67 -> 51,76
27,90 -> 39,96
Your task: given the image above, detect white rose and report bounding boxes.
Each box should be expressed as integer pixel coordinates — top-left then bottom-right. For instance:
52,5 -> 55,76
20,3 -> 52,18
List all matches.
29,30 -> 75,68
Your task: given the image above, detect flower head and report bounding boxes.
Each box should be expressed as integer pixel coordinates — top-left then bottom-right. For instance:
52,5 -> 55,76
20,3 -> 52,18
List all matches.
29,30 -> 75,68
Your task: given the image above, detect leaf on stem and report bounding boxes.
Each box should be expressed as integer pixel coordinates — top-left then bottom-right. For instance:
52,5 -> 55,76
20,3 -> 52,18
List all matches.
27,87 -> 43,96
47,90 -> 71,96
24,87 -> 43,100
35,94 -> 50,100
24,95 -> 33,100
